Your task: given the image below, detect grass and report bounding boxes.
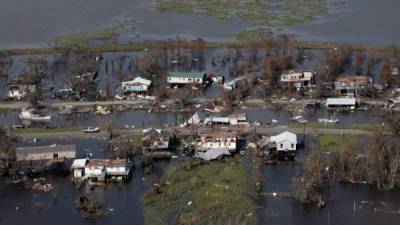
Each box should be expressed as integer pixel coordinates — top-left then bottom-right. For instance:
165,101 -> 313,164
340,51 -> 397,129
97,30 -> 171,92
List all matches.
131,135 -> 142,144
293,122 -> 387,131
154,0 -> 327,42
320,135 -> 358,152
53,19 -> 139,46
143,157 -> 256,225
235,28 -> 268,43
1,39 -> 399,57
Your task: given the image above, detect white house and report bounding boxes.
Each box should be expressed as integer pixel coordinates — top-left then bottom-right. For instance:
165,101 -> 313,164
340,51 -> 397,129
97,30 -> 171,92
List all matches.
71,158 -> 88,178
280,70 -> 315,89
270,131 -> 297,152
196,132 -> 237,152
167,72 -> 205,85
84,160 -> 106,182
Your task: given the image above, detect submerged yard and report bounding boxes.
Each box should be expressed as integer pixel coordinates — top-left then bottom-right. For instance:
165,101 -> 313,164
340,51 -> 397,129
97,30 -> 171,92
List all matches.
143,157 -> 256,225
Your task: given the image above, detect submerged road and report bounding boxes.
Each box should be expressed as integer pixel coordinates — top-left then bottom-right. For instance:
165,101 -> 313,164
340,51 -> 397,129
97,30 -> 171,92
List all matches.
12,126 -> 372,140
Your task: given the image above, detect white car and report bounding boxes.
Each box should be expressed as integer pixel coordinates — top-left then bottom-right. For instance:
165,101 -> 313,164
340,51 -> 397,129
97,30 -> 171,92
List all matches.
82,127 -> 100,133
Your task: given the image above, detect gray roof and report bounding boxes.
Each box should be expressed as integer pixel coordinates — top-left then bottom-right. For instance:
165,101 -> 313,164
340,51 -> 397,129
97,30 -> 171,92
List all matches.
16,144 -> 76,155
195,148 -> 231,161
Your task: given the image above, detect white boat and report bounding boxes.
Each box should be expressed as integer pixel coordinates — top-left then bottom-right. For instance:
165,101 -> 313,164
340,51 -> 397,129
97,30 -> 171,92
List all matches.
318,117 -> 339,124
291,115 -> 303,121
18,109 -> 51,121
82,127 -> 100,133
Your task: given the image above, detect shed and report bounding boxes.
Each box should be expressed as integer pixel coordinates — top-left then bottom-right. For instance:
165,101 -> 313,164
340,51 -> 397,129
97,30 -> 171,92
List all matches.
326,98 -> 356,108
16,144 -> 76,162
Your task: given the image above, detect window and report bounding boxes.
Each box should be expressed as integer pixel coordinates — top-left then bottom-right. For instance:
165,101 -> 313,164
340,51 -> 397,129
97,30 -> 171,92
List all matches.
53,153 -> 59,159
188,78 -> 192,81
280,144 -> 283,149
291,143 -> 294,148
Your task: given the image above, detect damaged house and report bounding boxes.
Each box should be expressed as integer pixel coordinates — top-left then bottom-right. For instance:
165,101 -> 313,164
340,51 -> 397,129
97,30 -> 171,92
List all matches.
280,70 -> 316,91
141,128 -> 170,151
8,82 -> 36,100
334,75 -> 372,97
16,144 -> 76,169
195,132 -> 237,160
81,159 -> 132,182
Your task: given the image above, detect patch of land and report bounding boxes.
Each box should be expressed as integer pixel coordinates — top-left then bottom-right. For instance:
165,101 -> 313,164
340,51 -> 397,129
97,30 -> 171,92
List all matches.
293,122 -> 388,131
143,157 -> 256,225
319,134 -> 358,152
155,0 -> 325,25
154,0 -> 329,42
53,19 -> 139,46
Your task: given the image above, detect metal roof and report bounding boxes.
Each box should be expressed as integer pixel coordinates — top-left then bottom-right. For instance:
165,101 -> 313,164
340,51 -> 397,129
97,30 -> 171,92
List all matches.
195,148 -> 231,161
168,72 -> 205,78
16,144 -> 76,155
71,158 -> 88,169
270,131 -> 297,144
326,98 -> 356,106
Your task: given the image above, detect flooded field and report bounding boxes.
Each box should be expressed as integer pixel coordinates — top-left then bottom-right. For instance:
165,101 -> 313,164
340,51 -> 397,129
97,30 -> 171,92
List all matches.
1,0 -> 400,48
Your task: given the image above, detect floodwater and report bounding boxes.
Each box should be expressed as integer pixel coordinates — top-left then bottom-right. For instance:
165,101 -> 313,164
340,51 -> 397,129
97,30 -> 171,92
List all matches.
0,139 -> 171,225
1,139 -> 400,225
259,148 -> 400,225
1,0 -> 400,48
0,107 -> 385,129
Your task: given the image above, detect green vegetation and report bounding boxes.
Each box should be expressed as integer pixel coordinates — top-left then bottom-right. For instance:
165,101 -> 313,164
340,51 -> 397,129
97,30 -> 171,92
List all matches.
53,19 -> 139,46
131,135 -> 142,144
0,39 -> 398,57
143,158 -> 256,225
235,28 -> 268,43
319,135 -> 358,152
293,122 -> 387,131
155,0 -> 327,42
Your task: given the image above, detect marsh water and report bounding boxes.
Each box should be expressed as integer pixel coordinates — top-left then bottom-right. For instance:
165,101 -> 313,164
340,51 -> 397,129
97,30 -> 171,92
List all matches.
1,0 -> 400,48
1,139 -> 400,225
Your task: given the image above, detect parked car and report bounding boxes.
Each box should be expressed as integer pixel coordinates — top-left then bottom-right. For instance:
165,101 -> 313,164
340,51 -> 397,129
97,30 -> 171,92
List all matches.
82,127 -> 100,133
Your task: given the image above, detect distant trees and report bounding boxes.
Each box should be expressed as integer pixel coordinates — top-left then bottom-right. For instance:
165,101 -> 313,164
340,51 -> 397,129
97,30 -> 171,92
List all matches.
380,59 -> 392,89
323,48 -> 351,82
261,55 -> 292,88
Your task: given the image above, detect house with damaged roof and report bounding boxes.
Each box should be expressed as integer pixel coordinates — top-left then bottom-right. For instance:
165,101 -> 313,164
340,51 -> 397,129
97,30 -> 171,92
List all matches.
72,158 -> 132,182
141,128 -> 171,151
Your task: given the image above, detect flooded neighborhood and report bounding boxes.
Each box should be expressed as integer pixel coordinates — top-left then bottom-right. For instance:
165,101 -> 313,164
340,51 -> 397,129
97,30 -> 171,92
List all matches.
1,1 -> 400,225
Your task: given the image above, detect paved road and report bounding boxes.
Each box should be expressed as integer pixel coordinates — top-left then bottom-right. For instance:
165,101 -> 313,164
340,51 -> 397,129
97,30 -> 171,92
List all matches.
0,100 -> 150,110
12,126 -> 372,140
